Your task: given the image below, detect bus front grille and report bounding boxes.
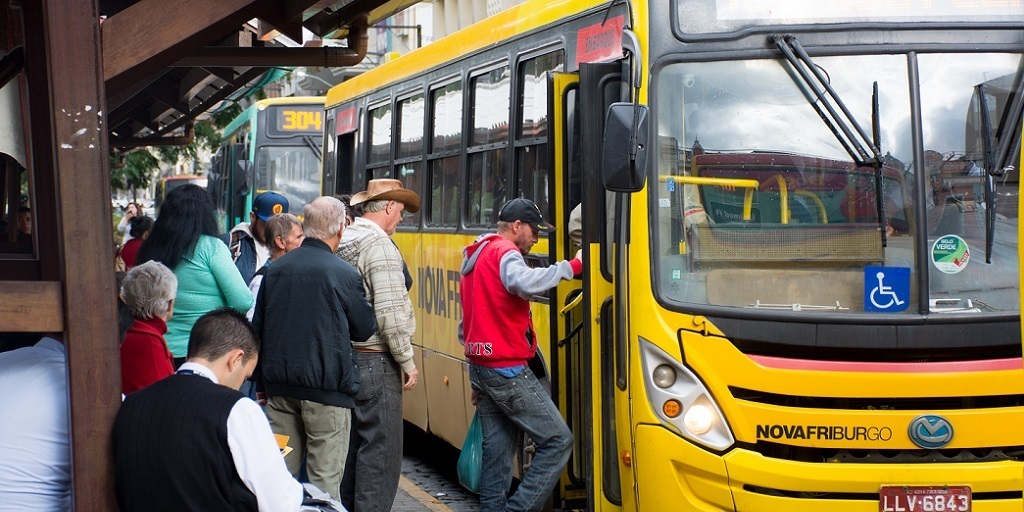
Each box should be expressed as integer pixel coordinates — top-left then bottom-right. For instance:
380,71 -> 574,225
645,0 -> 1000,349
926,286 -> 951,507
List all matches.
746,440 -> 1024,463
730,386 -> 1024,410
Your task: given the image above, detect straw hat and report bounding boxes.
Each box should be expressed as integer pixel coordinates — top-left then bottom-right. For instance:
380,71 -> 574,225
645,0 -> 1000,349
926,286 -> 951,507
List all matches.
350,179 -> 420,213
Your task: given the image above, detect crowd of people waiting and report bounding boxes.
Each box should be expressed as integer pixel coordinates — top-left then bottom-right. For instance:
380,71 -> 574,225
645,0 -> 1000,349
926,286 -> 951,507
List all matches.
0,180 -> 583,512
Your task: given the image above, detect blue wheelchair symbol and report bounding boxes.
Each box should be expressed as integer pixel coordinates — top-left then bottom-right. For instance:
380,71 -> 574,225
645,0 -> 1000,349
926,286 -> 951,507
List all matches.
864,267 -> 910,312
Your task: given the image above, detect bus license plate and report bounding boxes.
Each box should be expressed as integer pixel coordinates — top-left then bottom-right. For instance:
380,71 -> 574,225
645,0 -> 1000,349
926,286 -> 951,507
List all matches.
879,486 -> 971,512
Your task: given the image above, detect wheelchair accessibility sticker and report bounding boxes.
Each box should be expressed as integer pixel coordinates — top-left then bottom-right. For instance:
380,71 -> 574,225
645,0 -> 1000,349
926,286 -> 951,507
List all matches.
931,235 -> 970,274
864,266 -> 910,312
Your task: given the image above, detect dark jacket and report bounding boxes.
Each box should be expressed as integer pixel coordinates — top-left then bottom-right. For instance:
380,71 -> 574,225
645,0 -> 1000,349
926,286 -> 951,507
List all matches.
253,238 -> 377,408
219,228 -> 258,285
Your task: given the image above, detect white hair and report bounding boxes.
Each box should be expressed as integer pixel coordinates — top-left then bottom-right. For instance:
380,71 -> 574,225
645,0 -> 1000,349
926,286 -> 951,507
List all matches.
121,261 -> 177,319
361,199 -> 389,213
303,196 -> 346,240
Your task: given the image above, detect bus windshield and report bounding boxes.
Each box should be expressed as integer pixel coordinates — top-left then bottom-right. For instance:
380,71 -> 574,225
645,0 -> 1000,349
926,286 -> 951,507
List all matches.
676,0 -> 1024,36
654,52 -> 1022,315
255,145 -> 321,216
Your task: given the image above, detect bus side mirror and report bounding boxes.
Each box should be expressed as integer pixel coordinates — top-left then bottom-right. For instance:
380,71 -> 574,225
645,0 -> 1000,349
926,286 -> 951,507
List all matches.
602,103 -> 649,193
235,160 -> 253,195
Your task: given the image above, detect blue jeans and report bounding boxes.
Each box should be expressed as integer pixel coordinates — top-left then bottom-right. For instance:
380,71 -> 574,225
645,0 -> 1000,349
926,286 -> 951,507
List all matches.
340,352 -> 404,512
470,364 -> 572,512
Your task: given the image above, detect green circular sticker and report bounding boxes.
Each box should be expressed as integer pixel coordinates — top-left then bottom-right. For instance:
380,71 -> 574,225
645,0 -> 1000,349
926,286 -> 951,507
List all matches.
931,235 -> 970,274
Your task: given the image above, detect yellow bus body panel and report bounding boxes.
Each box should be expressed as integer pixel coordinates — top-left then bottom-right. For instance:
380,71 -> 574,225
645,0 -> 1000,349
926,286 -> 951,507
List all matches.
635,423 -> 1024,511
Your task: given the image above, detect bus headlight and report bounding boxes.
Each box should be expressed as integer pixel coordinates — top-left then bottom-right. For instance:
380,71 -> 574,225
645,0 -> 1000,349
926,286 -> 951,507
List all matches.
640,338 -> 734,451
683,403 -> 714,435
653,365 -> 676,388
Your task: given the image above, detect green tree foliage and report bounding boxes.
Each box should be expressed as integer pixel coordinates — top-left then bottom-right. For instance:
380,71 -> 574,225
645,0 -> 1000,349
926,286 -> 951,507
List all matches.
153,119 -> 223,174
211,103 -> 243,129
110,149 -> 159,202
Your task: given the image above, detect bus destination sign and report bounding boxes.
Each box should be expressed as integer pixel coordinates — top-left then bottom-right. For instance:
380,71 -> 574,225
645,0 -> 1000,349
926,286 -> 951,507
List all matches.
574,15 -> 623,67
268,106 -> 323,136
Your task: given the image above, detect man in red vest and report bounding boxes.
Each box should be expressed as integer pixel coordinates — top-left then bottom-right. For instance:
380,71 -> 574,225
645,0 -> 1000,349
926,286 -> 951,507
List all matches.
460,197 -> 582,512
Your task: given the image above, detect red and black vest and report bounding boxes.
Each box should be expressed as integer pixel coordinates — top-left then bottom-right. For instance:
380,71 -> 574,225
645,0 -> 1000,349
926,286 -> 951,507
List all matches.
461,235 -> 537,368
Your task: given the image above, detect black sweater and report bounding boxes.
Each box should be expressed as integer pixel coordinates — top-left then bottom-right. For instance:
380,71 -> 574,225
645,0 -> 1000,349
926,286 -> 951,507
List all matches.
113,373 -> 258,512
253,237 -> 377,408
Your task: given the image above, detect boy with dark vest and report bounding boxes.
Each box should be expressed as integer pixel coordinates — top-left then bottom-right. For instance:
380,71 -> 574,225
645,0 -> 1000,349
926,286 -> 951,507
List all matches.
460,197 -> 582,512
113,308 -> 303,512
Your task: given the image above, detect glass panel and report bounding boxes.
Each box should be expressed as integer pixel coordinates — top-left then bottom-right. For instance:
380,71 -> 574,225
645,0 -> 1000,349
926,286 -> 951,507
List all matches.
677,0 -> 1024,35
431,82 -> 463,152
466,149 -> 506,227
429,156 -> 461,227
255,145 -> 323,213
397,160 -> 421,226
918,53 -> 1022,312
517,144 -> 550,221
369,166 -> 391,181
0,157 -> 31,255
519,52 -> 564,139
398,93 -> 425,159
472,66 -> 511,146
369,104 -> 392,164
655,56 -> 919,314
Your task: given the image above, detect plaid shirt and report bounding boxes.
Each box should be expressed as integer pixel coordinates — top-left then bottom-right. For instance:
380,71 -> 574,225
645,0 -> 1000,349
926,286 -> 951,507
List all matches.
336,218 -> 416,373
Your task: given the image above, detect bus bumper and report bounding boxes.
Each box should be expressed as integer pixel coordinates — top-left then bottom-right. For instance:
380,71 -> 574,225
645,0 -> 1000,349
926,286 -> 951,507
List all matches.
635,424 -> 1024,511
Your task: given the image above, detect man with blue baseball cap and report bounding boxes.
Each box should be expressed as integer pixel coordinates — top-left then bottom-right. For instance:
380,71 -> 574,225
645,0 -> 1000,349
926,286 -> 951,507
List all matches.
224,191 -> 289,285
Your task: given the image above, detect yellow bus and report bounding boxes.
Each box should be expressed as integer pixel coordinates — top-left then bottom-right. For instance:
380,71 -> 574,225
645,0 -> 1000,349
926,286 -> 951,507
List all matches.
323,0 -> 1024,509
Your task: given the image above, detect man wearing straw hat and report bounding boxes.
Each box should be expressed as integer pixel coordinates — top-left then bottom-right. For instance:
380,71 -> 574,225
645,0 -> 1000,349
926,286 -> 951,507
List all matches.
336,178 -> 420,511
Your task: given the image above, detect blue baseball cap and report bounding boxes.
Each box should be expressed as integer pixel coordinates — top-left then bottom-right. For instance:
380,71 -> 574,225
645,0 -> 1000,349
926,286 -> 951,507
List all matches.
252,192 -> 289,221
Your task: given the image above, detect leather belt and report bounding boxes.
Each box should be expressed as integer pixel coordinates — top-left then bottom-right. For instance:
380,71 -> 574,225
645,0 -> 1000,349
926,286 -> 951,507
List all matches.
353,347 -> 386,353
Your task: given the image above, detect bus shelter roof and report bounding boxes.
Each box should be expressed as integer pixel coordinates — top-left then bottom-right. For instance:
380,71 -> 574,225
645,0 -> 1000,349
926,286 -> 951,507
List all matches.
98,0 -> 419,148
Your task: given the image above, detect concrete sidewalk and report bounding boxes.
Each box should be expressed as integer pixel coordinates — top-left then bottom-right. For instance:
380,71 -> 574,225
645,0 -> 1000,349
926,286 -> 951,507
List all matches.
390,476 -> 452,512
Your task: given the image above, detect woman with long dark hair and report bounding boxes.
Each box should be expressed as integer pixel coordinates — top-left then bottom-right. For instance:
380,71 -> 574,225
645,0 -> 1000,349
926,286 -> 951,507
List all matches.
137,184 -> 254,365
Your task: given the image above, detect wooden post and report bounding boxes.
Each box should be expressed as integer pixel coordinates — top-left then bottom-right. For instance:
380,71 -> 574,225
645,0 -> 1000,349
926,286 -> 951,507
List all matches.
37,0 -> 121,509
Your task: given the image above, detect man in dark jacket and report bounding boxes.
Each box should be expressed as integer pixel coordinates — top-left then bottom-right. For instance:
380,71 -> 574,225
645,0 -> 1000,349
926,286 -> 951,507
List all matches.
253,195 -> 377,501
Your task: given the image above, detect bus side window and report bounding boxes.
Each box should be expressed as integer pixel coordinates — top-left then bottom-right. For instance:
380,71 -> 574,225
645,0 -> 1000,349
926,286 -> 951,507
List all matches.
396,92 -> 425,227
208,151 -> 222,210
367,102 -> 392,184
515,51 -> 564,226
427,80 -> 462,228
466,64 -> 510,228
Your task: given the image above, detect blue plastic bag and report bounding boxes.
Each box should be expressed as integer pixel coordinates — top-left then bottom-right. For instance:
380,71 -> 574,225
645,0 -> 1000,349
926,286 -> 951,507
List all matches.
457,411 -> 483,493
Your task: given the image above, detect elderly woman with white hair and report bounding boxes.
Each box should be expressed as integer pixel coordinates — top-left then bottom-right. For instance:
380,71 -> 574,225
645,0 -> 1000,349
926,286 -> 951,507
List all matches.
120,260 -> 178,394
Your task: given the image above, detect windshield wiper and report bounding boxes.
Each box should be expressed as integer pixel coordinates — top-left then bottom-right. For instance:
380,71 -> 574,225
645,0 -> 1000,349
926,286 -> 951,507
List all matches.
978,55 -> 1024,263
772,34 -> 882,168
994,58 -> 1024,178
772,34 -> 887,245
303,135 -> 322,161
977,83 -> 998,264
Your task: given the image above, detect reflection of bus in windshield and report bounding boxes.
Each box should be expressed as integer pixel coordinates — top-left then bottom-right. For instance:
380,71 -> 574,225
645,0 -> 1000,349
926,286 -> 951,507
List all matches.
208,97 -> 323,231
662,150 -> 925,311
154,175 -> 207,213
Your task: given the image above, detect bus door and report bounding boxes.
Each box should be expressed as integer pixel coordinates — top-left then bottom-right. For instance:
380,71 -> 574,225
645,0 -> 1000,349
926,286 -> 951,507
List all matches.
550,62 -> 632,511
228,142 -> 252,228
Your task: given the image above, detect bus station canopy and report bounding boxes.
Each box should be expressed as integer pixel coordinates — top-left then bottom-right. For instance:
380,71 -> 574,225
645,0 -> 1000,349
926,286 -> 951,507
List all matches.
99,0 -> 419,148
